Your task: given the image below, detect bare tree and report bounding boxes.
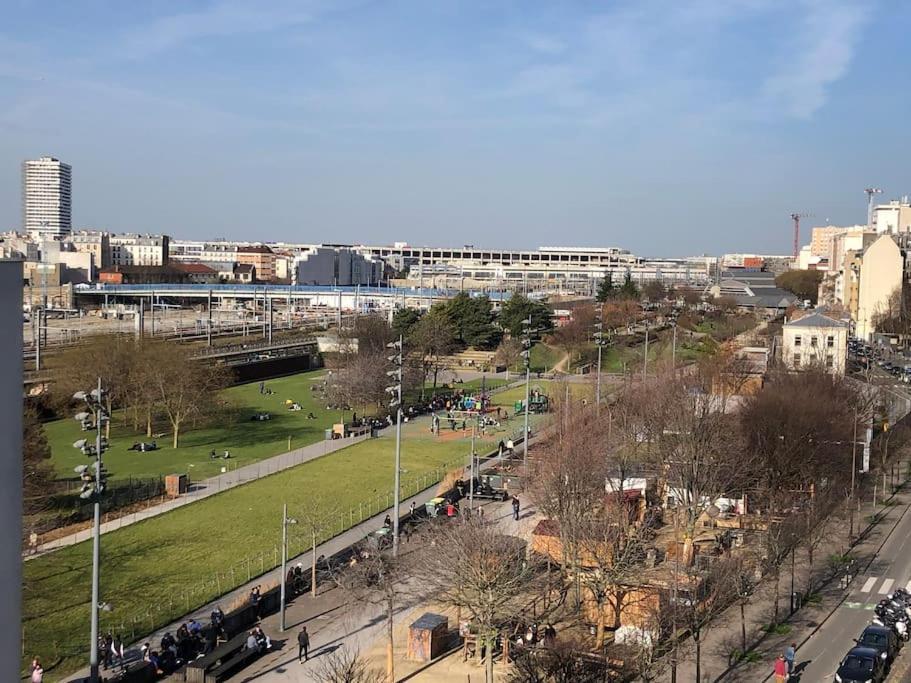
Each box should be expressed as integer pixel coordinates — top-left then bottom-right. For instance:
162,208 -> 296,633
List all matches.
143,340 -> 229,448
313,646 -> 386,683
417,519 -> 542,683
507,639 -> 612,683
337,548 -> 412,683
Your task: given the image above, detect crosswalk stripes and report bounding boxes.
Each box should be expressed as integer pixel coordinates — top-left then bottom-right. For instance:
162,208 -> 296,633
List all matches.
858,576 -> 907,594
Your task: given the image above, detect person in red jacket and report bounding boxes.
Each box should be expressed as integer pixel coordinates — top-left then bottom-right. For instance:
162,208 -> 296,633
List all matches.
773,654 -> 787,682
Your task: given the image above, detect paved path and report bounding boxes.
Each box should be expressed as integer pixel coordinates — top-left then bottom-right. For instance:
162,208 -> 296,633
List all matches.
60,443 -> 538,683
30,434 -> 371,558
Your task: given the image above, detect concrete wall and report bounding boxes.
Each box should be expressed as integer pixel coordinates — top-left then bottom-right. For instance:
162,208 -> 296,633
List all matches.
0,261 -> 22,676
857,235 -> 903,340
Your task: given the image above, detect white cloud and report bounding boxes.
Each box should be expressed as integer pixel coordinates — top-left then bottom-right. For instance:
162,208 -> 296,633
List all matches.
120,0 -> 342,58
759,0 -> 871,118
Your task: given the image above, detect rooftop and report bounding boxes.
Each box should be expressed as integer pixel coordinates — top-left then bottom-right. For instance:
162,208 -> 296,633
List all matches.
784,312 -> 848,328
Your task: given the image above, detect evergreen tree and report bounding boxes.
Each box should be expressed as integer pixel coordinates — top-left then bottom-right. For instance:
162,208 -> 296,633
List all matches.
596,273 -> 615,302
498,294 -> 553,338
619,272 -> 640,298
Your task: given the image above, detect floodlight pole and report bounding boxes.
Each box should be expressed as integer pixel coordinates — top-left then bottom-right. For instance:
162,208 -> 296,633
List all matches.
280,503 -> 290,631
522,317 -> 533,483
89,376 -> 103,683
387,336 -> 404,557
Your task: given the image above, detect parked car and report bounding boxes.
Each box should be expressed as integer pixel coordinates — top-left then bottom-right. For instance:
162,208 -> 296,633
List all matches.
857,624 -> 899,666
834,646 -> 886,682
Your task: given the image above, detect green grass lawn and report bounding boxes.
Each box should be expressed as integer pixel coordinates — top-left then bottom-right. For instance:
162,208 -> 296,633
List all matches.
46,371 -> 346,482
24,427 -> 477,679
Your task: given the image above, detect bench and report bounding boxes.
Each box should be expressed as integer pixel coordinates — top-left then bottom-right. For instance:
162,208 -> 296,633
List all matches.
185,632 -> 248,683
206,644 -> 262,682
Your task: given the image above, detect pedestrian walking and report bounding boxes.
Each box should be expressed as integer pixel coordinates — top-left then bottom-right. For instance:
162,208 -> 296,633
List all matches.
784,642 -> 796,676
30,658 -> 43,683
298,626 -> 310,662
511,495 -> 520,521
773,654 -> 787,683
409,501 -> 416,518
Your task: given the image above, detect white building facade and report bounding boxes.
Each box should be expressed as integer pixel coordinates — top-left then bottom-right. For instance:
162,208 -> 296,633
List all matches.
22,156 -> 72,239
782,312 -> 849,376
109,234 -> 170,267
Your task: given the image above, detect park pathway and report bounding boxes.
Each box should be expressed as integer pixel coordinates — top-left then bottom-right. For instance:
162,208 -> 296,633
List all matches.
59,438 -> 538,683
31,377 -> 529,558
28,433 -> 371,558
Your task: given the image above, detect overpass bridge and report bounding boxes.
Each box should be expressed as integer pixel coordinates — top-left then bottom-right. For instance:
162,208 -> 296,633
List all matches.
74,283 -> 509,313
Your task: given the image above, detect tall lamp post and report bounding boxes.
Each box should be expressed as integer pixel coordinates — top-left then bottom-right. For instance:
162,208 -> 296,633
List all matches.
279,504 -> 298,632
72,379 -> 109,683
594,306 -> 607,412
385,336 -> 404,556
520,317 -> 534,480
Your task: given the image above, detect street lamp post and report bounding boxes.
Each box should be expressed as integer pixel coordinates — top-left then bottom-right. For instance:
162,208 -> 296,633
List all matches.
73,379 -> 109,683
385,337 -> 404,556
594,306 -> 606,412
279,504 -> 297,632
520,317 -> 534,481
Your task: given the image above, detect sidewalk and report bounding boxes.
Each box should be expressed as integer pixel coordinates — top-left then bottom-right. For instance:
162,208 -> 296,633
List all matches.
60,465 -> 540,683
666,479 -> 911,682
30,433 -> 370,558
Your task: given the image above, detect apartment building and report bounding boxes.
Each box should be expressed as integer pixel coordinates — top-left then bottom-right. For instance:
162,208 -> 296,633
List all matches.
237,245 -> 276,281
874,199 -> 911,235
109,234 -> 170,267
22,156 -> 72,238
856,234 -> 903,340
69,230 -> 111,270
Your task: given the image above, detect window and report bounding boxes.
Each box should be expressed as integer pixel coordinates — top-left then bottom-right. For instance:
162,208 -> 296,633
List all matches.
794,335 -> 802,347
826,355 -> 834,368
792,353 -> 801,367
827,335 -> 835,348
810,336 -> 818,347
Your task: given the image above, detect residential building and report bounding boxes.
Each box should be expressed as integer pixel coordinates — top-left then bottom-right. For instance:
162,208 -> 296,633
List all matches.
69,230 -> 111,270
293,247 -> 383,285
0,232 -> 38,261
232,263 -> 255,283
782,312 -> 849,375
173,262 -> 219,284
856,234 -> 903,340
98,265 -> 188,285
874,198 -> 911,235
109,234 -> 170,267
22,156 -> 72,238
237,245 -> 276,281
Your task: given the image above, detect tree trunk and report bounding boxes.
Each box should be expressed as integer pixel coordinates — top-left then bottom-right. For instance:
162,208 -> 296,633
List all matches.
695,632 -> 701,682
740,602 -> 746,655
172,421 -> 180,449
595,605 -> 606,650
105,397 -> 112,440
146,408 -> 153,438
772,567 -> 780,627
806,543 -> 815,596
311,530 -> 317,598
387,600 -> 395,683
485,633 -> 495,683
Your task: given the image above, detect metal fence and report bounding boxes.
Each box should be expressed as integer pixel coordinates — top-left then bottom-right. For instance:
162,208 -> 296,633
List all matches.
87,455 -> 470,648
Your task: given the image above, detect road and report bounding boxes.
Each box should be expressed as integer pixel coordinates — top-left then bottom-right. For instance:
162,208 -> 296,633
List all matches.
783,493 -> 911,682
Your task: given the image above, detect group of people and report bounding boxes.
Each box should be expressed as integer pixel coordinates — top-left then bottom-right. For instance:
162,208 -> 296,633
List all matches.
773,643 -> 797,681
244,626 -> 271,653
98,633 -> 125,671
140,618 -> 208,675
286,562 -> 308,595
513,623 -> 557,650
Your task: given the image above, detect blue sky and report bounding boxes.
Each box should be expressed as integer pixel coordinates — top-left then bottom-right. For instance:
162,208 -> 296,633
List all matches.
1,0 -> 907,255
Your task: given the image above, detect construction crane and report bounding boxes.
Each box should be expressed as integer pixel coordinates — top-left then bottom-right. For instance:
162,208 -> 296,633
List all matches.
865,187 -> 883,228
790,212 -> 811,259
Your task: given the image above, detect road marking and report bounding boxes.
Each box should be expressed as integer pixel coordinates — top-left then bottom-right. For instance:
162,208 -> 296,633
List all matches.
861,577 -> 878,593
880,578 -> 895,594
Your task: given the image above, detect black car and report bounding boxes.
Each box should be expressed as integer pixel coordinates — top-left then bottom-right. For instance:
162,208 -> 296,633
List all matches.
858,624 -> 899,665
835,646 -> 886,682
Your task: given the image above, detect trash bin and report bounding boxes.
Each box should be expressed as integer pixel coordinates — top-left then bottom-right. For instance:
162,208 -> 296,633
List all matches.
324,428 -> 333,441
